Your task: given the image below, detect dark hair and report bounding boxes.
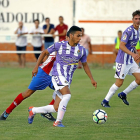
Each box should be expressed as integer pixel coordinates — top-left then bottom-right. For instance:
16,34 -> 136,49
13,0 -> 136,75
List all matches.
34,19 -> 39,23
45,17 -> 50,20
132,10 -> 140,18
118,30 -> 122,33
66,31 -> 69,37
68,26 -> 82,36
59,16 -> 63,19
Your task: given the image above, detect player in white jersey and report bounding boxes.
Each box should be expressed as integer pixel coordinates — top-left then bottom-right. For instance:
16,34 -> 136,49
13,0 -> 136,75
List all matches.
28,26 -> 97,127
101,10 -> 140,107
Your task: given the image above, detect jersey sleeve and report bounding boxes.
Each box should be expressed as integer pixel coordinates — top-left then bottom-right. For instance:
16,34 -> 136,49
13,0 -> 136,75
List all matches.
80,48 -> 87,63
47,42 -> 60,53
23,27 -> 28,33
65,25 -> 68,30
43,25 -> 46,30
121,27 -> 132,44
54,25 -> 58,31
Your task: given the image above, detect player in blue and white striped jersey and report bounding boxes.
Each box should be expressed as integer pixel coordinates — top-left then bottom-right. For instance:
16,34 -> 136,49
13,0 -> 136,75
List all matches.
101,10 -> 140,107
28,26 -> 97,127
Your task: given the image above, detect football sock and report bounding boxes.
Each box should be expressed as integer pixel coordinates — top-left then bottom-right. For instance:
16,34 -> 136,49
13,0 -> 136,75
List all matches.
49,99 -> 55,105
123,80 -> 138,95
56,94 -> 71,122
32,105 -> 56,114
6,93 -> 24,114
105,84 -> 119,101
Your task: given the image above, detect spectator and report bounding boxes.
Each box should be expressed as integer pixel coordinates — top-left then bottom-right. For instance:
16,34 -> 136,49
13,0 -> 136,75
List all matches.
53,16 -> 68,41
29,19 -> 44,60
78,27 -> 92,68
43,17 -> 54,49
14,21 -> 28,68
113,30 -> 122,69
135,39 -> 140,66
114,30 -> 122,56
80,28 -> 92,55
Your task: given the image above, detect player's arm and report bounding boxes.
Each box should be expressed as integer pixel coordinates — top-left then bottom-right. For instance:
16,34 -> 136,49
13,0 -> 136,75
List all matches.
82,62 -> 97,89
53,30 -> 67,38
32,50 -> 50,77
14,28 -> 19,34
88,42 -> 92,54
119,41 -> 140,61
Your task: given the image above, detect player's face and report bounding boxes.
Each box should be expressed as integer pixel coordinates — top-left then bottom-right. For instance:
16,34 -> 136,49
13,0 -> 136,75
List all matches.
118,32 -> 122,39
35,21 -> 39,27
72,31 -> 82,44
19,22 -> 23,27
59,17 -> 63,24
45,19 -> 50,24
132,15 -> 140,28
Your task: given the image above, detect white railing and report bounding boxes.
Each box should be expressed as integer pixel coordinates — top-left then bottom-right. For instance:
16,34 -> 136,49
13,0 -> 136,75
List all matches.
0,34 -> 115,54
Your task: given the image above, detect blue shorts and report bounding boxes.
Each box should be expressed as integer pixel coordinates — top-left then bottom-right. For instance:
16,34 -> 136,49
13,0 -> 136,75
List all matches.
28,67 -> 54,90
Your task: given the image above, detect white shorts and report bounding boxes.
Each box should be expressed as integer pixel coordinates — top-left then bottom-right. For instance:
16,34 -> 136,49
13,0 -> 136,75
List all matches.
52,76 -> 70,91
114,62 -> 140,79
52,91 -> 63,100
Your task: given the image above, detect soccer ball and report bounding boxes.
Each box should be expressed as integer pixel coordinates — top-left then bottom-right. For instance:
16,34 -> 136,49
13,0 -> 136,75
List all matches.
92,109 -> 107,124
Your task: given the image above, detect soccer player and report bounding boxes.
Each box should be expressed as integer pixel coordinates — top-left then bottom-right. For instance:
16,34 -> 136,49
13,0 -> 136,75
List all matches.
0,52 -> 57,121
28,26 -> 97,127
101,10 -> 140,107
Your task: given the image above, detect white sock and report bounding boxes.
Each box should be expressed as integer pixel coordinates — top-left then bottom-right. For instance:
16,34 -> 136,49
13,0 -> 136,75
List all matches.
32,105 -> 56,114
56,94 -> 71,122
123,80 -> 138,95
105,84 -> 119,101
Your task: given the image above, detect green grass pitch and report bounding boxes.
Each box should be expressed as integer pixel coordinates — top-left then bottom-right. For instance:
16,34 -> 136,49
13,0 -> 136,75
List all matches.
0,67 -> 140,140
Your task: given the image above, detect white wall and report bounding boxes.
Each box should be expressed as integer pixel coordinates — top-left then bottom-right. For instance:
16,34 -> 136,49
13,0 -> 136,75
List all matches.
75,0 -> 140,44
1,0 -> 140,44
0,0 -> 73,41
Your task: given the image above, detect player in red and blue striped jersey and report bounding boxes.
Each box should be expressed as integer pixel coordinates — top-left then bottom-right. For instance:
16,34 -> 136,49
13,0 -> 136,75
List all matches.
0,52 -> 57,121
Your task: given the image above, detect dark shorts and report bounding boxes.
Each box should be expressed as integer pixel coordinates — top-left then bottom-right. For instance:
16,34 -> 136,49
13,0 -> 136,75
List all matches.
28,67 -> 54,91
16,46 -> 26,55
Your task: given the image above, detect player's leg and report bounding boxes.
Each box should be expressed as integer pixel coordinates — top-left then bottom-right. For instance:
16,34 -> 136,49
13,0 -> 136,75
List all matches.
21,54 -> 26,68
18,54 -> 22,67
0,67 -> 54,120
28,92 -> 61,124
53,86 -> 71,127
21,46 -> 26,67
101,78 -> 124,107
118,73 -> 140,105
118,62 -> 140,105
0,89 -> 35,120
16,46 -> 22,67
102,62 -> 130,107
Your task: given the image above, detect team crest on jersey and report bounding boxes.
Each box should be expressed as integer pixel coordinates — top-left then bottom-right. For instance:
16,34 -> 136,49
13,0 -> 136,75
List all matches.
77,50 -> 81,54
122,34 -> 127,40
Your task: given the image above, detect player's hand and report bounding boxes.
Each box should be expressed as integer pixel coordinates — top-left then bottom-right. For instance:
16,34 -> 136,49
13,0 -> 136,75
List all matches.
17,34 -> 21,37
32,66 -> 38,77
91,79 -> 97,89
132,53 -> 140,61
53,34 -> 56,38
